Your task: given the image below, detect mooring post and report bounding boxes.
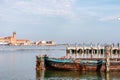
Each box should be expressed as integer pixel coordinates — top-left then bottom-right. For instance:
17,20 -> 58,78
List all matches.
36,55 -> 45,70
75,44 -> 78,58
82,43 -> 85,58
97,43 -> 100,58
90,43 -> 93,58
112,43 -> 115,58
66,44 -> 70,58
117,43 -> 120,58
110,44 -> 113,58
105,45 -> 110,72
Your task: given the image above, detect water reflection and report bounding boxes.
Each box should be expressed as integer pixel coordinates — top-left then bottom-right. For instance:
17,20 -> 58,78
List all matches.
36,70 -> 120,80
36,70 -> 106,80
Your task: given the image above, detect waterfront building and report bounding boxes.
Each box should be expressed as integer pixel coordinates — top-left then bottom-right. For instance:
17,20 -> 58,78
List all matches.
35,40 -> 56,46
0,32 -> 30,45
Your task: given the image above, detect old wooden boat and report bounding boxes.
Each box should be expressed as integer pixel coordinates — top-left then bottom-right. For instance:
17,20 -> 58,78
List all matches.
36,55 -> 106,71
36,55 -> 120,71
45,57 -> 106,71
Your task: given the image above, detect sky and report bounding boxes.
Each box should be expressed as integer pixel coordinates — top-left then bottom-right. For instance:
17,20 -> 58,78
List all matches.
0,0 -> 120,44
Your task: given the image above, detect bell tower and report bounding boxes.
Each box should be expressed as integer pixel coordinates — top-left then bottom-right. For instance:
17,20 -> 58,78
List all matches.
13,32 -> 17,45
13,32 -> 16,39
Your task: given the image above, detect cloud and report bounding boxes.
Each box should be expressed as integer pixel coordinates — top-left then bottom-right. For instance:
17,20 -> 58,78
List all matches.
118,17 -> 120,21
0,0 -> 77,23
99,16 -> 116,21
10,0 -> 76,16
75,2 -> 120,21
99,15 -> 120,21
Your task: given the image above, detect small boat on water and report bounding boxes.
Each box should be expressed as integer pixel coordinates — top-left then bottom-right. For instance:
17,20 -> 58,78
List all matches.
36,55 -> 105,71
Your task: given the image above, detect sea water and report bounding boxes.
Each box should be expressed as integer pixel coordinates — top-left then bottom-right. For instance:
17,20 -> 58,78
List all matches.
0,45 -> 120,80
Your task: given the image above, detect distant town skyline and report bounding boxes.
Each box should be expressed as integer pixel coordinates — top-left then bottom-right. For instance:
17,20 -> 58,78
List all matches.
0,0 -> 120,44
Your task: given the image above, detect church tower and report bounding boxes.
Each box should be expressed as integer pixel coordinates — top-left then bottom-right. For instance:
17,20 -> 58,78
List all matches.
12,32 -> 17,45
13,32 -> 16,39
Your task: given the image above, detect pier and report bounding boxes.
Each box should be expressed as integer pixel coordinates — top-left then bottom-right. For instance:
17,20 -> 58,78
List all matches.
66,43 -> 120,59
66,43 -> 120,72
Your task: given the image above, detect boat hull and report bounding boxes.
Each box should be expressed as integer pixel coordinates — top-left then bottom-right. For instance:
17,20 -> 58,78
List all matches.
44,57 -> 105,71
36,56 -> 120,71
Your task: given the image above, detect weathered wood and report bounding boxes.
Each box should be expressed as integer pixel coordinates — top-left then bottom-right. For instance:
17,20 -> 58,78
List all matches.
36,44 -> 120,72
36,55 -> 45,70
66,44 -> 120,59
105,45 -> 110,72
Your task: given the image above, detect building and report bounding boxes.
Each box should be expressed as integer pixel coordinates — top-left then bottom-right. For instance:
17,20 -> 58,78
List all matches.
35,40 -> 56,46
0,32 -> 30,45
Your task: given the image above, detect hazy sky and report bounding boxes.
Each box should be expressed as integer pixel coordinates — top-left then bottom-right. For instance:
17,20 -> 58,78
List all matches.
0,0 -> 120,43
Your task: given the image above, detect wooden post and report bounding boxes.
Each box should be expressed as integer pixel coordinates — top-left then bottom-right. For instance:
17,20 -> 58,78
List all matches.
112,43 -> 114,58
82,43 -> 85,58
97,43 -> 100,58
105,45 -> 110,72
66,44 -> 70,58
75,44 -> 78,58
36,55 -> 45,70
118,43 -> 120,58
90,43 -> 93,58
110,44 -> 113,58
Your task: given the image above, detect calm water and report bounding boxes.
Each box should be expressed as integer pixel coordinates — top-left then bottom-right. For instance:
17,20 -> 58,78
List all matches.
0,45 -> 120,80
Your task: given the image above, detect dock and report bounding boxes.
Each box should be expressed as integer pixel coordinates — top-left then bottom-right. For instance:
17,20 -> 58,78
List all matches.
65,43 -> 120,72
66,43 -> 120,59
